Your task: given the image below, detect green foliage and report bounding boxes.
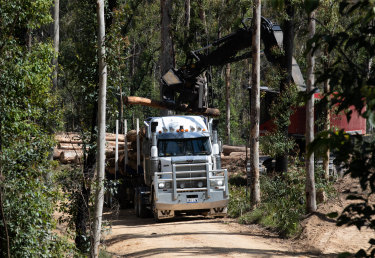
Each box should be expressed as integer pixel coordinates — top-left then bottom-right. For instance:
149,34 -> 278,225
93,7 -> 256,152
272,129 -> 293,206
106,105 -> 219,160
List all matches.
260,84 -> 300,157
261,131 -> 295,157
308,1 -> 375,256
231,160 -> 334,237
59,0 -> 98,132
303,0 -> 319,14
270,84 -> 300,130
255,168 -> 306,237
0,0 -> 74,256
227,185 -> 251,218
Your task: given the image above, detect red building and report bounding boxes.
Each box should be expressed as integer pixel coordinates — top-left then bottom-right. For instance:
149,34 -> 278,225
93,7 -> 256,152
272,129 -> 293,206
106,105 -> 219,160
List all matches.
259,92 -> 366,136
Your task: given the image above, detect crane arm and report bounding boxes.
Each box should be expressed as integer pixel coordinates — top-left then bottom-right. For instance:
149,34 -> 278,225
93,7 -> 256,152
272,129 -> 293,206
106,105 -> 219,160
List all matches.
161,17 -> 304,110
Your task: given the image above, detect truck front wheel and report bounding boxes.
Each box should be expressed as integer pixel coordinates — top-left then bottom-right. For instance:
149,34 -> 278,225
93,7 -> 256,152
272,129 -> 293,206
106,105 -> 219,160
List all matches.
134,190 -> 139,217
152,191 -> 160,222
138,192 -> 148,218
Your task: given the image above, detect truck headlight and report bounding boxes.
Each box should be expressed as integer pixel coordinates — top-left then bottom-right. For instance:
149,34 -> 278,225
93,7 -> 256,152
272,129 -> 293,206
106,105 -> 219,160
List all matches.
197,181 -> 203,188
158,182 -> 171,189
210,179 -> 223,187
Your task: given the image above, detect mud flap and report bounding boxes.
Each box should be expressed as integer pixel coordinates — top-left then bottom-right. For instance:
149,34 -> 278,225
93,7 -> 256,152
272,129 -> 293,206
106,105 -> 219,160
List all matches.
209,207 -> 227,217
157,209 -> 175,220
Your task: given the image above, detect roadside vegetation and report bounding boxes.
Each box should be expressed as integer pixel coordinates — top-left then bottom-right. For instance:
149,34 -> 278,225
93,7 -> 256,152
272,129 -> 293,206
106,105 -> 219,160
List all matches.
228,161 -> 335,237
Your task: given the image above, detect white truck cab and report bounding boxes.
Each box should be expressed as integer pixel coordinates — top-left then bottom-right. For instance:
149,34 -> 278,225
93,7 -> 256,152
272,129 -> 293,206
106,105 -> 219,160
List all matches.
134,115 -> 228,220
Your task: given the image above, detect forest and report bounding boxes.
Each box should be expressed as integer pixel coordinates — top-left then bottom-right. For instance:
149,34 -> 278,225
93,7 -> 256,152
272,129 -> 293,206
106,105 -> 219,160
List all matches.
1,0 -> 375,257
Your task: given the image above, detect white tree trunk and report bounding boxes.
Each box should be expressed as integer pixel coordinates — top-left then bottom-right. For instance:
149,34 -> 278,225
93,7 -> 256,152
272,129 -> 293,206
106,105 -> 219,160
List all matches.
52,0 -> 59,90
250,0 -> 261,208
305,11 -> 317,213
92,0 -> 107,256
225,64 -> 231,145
185,0 -> 190,30
323,78 -> 330,178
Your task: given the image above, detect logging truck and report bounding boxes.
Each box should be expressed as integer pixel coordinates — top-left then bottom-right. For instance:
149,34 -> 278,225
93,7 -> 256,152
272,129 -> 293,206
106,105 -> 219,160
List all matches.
127,115 -> 228,220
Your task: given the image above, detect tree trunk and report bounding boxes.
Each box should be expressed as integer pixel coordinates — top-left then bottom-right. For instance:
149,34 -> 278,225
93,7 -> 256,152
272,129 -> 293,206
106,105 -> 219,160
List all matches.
305,10 -> 317,213
322,47 -> 331,178
160,0 -> 175,116
276,0 -> 294,173
52,0 -> 59,90
92,0 -> 107,256
124,96 -> 220,116
184,0 -> 190,34
199,3 -> 208,37
225,63 -> 231,145
250,0 -> 261,208
118,87 -> 123,132
322,78 -> 330,179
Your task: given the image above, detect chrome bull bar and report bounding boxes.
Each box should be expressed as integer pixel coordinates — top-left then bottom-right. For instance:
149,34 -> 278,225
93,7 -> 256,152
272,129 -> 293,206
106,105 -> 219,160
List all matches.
153,163 -> 228,201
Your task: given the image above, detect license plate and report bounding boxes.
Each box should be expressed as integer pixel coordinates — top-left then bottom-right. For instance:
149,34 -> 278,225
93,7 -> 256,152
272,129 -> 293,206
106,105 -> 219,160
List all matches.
187,198 -> 198,203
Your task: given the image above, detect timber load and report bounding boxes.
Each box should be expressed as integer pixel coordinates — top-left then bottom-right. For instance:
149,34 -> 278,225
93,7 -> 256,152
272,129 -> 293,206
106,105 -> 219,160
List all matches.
54,133 -> 252,176
124,96 -> 221,117
54,132 -> 133,164
53,131 -> 145,173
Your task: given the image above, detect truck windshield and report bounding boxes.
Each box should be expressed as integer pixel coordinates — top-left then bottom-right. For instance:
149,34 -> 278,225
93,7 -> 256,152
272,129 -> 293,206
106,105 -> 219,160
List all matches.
158,137 -> 211,157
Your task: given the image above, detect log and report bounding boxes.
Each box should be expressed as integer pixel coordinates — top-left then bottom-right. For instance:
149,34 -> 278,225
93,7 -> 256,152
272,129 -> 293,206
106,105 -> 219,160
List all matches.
124,96 -> 220,117
222,145 -> 250,156
55,132 -> 80,143
60,150 -> 83,164
106,150 -> 125,159
105,133 -> 125,142
53,148 -> 63,160
58,143 -> 86,150
55,133 -> 125,144
106,141 -> 129,149
126,128 -> 146,143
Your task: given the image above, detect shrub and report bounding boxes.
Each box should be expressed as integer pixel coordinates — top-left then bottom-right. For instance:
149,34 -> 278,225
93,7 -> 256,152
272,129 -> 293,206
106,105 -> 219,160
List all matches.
230,159 -> 335,237
227,185 -> 251,218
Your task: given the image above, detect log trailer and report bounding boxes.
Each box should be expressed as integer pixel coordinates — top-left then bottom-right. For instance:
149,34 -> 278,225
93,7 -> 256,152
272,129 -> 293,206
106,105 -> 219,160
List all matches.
129,115 -> 228,220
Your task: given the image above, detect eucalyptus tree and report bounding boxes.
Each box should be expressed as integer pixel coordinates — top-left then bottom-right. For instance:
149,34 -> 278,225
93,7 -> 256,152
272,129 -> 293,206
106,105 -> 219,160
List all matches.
305,4 -> 317,213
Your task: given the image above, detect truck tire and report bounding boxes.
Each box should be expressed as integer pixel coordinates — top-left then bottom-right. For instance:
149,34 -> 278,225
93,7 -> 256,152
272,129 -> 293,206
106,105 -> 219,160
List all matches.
138,192 -> 148,218
134,190 -> 139,217
152,191 -> 160,222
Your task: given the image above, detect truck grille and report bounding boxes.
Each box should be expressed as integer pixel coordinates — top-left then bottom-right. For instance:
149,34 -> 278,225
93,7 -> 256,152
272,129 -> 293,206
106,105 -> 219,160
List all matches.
174,163 -> 207,190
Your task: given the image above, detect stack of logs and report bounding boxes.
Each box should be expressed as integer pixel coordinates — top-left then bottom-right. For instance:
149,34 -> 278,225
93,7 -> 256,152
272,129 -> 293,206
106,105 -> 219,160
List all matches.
54,132 -> 249,175
54,131 -> 145,175
54,132 -> 124,164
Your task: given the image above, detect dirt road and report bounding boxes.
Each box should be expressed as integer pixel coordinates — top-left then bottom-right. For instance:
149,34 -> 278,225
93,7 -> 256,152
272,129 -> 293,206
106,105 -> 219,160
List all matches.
104,209 -> 332,258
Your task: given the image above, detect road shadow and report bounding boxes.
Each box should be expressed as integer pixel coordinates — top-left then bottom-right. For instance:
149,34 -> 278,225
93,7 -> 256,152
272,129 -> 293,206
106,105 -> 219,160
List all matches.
108,246 -> 337,258
105,208 -> 225,228
105,229 -> 281,246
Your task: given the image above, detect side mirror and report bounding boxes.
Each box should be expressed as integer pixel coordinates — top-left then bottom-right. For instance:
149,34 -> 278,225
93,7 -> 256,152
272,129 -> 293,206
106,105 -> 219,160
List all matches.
151,122 -> 158,133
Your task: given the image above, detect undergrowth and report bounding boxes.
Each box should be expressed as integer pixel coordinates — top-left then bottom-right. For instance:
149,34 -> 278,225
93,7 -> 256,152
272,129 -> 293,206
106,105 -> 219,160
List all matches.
228,158 -> 335,237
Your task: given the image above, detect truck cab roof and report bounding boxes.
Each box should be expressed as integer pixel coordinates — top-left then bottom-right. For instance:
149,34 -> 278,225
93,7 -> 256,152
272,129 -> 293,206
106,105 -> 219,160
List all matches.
146,115 -> 210,138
